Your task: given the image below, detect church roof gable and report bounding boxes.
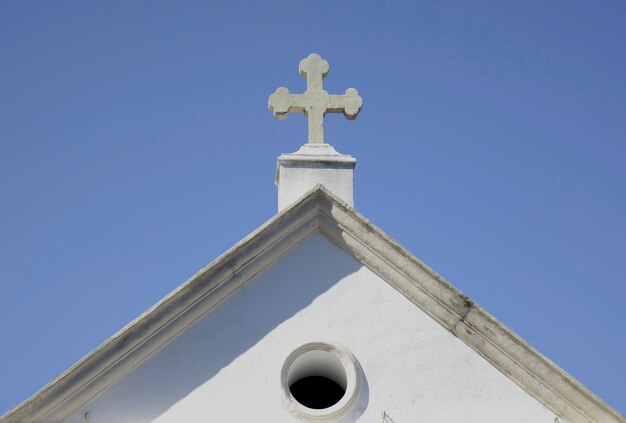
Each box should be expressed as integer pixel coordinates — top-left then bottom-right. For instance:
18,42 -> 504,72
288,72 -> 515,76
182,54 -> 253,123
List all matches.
2,186 -> 622,423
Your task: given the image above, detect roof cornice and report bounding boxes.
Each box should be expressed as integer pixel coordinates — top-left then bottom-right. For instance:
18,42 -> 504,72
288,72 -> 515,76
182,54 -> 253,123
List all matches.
2,186 -> 623,423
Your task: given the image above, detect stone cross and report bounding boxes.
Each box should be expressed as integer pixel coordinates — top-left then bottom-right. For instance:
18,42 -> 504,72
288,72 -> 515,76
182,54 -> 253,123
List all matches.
269,53 -> 363,145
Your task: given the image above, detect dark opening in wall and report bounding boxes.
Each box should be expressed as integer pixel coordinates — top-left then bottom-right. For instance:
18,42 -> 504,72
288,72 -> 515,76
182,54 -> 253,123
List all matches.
282,343 -> 361,419
289,375 -> 346,409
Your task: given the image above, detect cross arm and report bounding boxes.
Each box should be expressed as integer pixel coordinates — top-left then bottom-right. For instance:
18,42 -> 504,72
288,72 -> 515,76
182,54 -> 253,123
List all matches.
326,88 -> 363,120
268,88 -> 307,120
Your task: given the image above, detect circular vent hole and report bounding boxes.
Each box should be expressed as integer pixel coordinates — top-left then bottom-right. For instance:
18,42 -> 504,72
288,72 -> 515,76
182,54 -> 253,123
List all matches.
287,349 -> 347,409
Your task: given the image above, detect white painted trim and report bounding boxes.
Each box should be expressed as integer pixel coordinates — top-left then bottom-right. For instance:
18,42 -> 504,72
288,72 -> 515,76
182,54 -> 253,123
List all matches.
1,186 -> 623,423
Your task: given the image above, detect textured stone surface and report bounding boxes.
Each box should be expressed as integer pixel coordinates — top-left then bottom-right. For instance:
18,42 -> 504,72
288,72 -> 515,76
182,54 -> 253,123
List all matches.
269,53 -> 363,145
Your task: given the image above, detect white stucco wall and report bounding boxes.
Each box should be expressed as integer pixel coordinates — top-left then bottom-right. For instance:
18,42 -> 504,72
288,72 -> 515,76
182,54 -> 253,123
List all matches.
64,233 -> 561,423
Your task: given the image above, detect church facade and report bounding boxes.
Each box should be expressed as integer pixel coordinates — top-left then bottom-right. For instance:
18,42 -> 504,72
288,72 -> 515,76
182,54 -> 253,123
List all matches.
1,54 -> 622,423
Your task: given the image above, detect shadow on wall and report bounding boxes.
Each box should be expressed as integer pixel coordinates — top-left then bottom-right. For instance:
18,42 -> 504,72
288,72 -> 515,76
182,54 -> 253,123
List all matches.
345,365 -> 370,422
71,233 -> 363,423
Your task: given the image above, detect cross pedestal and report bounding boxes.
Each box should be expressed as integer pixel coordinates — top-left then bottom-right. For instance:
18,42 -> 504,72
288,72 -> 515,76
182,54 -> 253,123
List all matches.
276,143 -> 356,211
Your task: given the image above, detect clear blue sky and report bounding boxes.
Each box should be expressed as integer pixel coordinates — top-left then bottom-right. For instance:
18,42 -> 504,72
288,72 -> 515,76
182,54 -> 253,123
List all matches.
1,0 -> 624,416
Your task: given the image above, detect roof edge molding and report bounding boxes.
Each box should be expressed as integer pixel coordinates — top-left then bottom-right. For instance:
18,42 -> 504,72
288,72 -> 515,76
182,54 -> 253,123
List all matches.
2,186 -> 622,423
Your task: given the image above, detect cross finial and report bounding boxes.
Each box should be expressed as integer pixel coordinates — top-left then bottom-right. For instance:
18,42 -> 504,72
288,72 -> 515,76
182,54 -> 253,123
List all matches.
269,53 -> 363,145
